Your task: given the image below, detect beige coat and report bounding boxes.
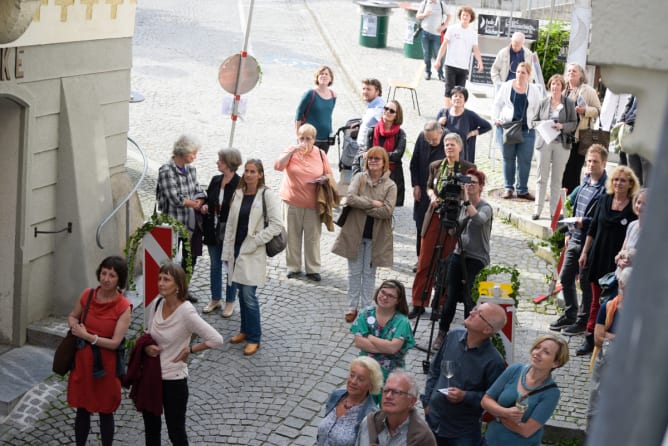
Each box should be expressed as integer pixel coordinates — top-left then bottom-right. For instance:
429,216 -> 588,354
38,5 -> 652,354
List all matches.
490,45 -> 535,85
331,171 -> 396,268
222,186 -> 282,287
565,83 -> 601,141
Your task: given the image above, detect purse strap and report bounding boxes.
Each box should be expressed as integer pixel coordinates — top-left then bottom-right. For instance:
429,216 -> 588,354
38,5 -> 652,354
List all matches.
261,188 -> 268,229
80,288 -> 95,324
526,383 -> 557,397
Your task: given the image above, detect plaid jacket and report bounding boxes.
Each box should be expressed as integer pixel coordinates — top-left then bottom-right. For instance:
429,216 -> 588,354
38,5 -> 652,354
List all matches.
157,158 -> 206,229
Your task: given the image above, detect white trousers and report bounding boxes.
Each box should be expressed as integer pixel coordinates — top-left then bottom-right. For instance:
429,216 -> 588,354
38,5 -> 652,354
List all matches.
534,141 -> 570,218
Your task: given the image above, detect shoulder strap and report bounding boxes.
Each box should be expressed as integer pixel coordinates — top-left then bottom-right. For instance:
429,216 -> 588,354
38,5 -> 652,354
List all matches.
527,383 -> 557,397
329,88 -> 336,99
301,90 -> 317,122
80,288 -> 95,324
261,189 -> 269,228
154,296 -> 164,313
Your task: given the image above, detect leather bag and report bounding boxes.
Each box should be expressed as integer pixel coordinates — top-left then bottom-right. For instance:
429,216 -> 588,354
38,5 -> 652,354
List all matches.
502,120 -> 524,145
335,206 -> 351,227
261,189 -> 287,257
52,288 -> 94,376
578,128 -> 610,155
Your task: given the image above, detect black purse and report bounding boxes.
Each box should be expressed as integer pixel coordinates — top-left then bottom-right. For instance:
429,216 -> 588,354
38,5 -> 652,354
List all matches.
216,220 -> 226,244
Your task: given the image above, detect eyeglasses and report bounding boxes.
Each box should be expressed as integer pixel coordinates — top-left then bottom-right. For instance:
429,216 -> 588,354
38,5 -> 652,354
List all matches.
471,306 -> 495,330
378,288 -> 399,300
298,136 -> 314,141
367,156 -> 383,162
383,107 -> 397,114
382,387 -> 413,398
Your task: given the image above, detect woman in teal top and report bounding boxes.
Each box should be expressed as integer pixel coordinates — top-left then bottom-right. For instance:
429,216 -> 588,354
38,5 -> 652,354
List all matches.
295,65 -> 337,153
350,280 -> 415,381
482,334 -> 570,446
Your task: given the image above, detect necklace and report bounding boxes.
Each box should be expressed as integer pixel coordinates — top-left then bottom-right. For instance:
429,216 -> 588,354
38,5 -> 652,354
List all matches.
343,396 -> 361,410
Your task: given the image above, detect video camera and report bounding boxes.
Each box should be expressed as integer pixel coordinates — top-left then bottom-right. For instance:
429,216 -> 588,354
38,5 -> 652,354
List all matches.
437,172 -> 471,225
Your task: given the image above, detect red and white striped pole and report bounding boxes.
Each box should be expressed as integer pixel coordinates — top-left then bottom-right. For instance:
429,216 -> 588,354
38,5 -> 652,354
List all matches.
143,226 -> 173,324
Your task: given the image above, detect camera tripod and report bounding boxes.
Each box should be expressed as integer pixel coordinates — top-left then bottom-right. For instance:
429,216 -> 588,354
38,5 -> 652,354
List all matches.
412,204 -> 472,374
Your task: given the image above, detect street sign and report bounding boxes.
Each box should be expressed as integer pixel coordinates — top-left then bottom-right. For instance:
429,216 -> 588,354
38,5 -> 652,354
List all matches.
478,14 -> 539,40
469,54 -> 496,86
218,53 -> 260,95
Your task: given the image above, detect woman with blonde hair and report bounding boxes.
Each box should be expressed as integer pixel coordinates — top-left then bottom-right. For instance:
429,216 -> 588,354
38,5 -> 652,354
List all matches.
317,357 -> 383,446
482,334 -> 570,446
275,123 -> 334,282
332,147 -> 397,322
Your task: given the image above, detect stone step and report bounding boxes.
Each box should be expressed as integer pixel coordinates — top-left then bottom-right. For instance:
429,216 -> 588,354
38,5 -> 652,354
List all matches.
0,345 -> 55,417
26,316 -> 68,350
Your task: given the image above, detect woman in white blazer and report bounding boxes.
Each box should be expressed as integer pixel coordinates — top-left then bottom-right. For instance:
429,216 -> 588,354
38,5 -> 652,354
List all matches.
222,159 -> 282,356
493,62 -> 542,200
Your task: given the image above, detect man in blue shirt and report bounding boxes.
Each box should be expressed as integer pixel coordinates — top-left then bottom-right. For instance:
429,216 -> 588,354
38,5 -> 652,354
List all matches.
549,144 -> 609,356
423,302 -> 507,445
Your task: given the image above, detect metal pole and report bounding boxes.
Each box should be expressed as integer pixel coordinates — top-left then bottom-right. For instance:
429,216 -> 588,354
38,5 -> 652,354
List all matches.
228,0 -> 256,148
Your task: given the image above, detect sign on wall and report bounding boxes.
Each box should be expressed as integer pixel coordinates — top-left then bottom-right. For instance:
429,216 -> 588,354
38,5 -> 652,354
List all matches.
478,14 -> 539,40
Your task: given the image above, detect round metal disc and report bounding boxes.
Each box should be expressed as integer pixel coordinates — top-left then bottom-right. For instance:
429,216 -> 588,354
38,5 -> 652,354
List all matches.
218,54 -> 260,95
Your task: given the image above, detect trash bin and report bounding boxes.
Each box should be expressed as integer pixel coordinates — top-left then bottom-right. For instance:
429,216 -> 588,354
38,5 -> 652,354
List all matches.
359,12 -> 390,48
354,1 -> 399,49
403,9 -> 423,59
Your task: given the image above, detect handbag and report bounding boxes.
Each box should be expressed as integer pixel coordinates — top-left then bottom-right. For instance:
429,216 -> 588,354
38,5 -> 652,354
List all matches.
578,121 -> 610,155
502,120 -> 524,144
335,206 -> 350,227
216,220 -> 226,244
261,189 -> 287,257
52,288 -> 94,376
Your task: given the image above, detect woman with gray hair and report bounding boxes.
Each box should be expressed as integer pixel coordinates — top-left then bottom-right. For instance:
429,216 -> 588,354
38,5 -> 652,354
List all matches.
317,357 -> 382,446
157,135 -> 207,301
201,148 -> 242,316
561,63 -> 602,194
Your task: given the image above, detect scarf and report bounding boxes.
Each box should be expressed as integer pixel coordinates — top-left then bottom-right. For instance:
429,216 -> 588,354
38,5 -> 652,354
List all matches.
373,124 -> 401,171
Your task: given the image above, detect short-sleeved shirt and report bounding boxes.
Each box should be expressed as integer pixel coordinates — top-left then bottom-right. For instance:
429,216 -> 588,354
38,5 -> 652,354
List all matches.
295,89 -> 336,141
350,307 -> 416,380
484,363 -> 560,446
444,24 -> 478,70
277,147 -> 332,209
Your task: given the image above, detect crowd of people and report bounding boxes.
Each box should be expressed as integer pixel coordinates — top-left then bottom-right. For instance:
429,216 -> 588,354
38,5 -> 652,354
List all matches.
59,5 -> 651,444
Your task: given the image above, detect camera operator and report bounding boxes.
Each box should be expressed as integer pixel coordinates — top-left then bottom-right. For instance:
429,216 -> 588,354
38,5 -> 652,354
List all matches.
410,133 -> 475,319
433,168 -> 493,350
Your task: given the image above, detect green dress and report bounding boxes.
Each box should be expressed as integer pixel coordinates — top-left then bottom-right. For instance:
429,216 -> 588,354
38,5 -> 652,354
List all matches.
350,307 -> 416,381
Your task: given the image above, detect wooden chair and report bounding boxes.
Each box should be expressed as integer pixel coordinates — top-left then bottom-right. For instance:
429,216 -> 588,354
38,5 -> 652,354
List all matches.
387,63 -> 425,116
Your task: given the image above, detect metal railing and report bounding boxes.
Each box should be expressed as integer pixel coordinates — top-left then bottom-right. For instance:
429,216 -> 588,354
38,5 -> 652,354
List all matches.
96,136 -> 148,249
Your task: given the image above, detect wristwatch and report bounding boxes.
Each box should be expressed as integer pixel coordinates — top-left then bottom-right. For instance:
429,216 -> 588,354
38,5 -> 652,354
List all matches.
463,200 -> 471,207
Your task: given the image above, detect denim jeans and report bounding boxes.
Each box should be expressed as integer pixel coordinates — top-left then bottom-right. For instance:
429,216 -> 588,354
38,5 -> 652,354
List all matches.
421,30 -> 443,77
236,283 -> 261,343
498,126 -> 535,194
559,238 -> 591,323
206,244 -> 238,303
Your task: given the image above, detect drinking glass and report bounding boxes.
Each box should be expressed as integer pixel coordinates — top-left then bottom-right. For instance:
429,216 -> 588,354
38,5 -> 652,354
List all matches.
515,395 -> 528,412
444,361 -> 456,388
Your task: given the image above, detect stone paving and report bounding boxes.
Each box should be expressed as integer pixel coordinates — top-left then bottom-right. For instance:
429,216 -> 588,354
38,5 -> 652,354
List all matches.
0,0 -> 592,444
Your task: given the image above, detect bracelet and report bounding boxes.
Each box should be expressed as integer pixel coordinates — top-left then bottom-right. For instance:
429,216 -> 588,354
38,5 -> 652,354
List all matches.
91,334 -> 99,345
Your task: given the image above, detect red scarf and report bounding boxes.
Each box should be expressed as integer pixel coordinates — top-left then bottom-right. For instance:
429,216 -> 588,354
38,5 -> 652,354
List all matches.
373,124 -> 401,171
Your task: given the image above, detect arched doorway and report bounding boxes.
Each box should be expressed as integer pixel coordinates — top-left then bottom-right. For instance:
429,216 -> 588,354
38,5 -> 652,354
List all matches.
0,97 -> 22,344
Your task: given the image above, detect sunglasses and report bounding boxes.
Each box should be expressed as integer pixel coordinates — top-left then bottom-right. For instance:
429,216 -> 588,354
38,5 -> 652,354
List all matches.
383,107 -> 397,114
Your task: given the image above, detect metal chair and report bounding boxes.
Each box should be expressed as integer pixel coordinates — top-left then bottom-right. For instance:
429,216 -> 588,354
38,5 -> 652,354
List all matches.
387,63 -> 425,116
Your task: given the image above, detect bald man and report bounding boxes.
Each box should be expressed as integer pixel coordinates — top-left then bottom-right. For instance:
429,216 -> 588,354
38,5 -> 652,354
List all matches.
490,32 -> 535,86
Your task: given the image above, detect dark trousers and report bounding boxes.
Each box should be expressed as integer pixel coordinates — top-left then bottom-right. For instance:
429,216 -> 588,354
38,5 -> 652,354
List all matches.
314,140 -> 330,153
559,239 -> 592,323
439,254 -> 484,333
143,378 -> 189,446
562,143 -> 585,194
75,409 -> 114,446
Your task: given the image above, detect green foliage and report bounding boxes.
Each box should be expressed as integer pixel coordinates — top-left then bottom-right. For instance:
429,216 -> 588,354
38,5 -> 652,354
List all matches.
471,264 -> 521,307
124,212 -> 192,292
532,22 -> 570,81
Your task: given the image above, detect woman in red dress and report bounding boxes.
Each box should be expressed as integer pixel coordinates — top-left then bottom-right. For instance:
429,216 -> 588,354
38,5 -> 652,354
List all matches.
67,256 -> 132,446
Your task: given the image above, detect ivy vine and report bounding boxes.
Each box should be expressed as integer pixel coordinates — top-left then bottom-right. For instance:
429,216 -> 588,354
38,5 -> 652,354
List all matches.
124,212 -> 193,291
470,263 -> 521,360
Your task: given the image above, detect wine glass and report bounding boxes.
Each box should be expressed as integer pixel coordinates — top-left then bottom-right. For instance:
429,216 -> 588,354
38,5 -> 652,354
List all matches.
515,394 -> 528,413
444,361 -> 456,388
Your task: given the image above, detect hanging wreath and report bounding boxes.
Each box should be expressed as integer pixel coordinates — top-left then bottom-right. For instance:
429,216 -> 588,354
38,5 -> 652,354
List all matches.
470,264 -> 521,360
470,263 -> 521,307
124,212 -> 192,291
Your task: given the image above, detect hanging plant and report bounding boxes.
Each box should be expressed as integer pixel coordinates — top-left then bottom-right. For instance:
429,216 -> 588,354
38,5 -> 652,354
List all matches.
470,264 -> 521,307
124,212 -> 192,291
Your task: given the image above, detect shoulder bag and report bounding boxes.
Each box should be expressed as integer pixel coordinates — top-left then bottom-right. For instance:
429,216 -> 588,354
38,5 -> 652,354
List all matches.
578,118 -> 610,155
501,89 -> 528,145
52,288 -> 95,376
261,189 -> 287,257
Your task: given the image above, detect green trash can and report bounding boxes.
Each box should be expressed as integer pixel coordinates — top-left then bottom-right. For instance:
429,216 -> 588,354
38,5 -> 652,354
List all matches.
359,13 -> 389,48
403,19 -> 424,59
